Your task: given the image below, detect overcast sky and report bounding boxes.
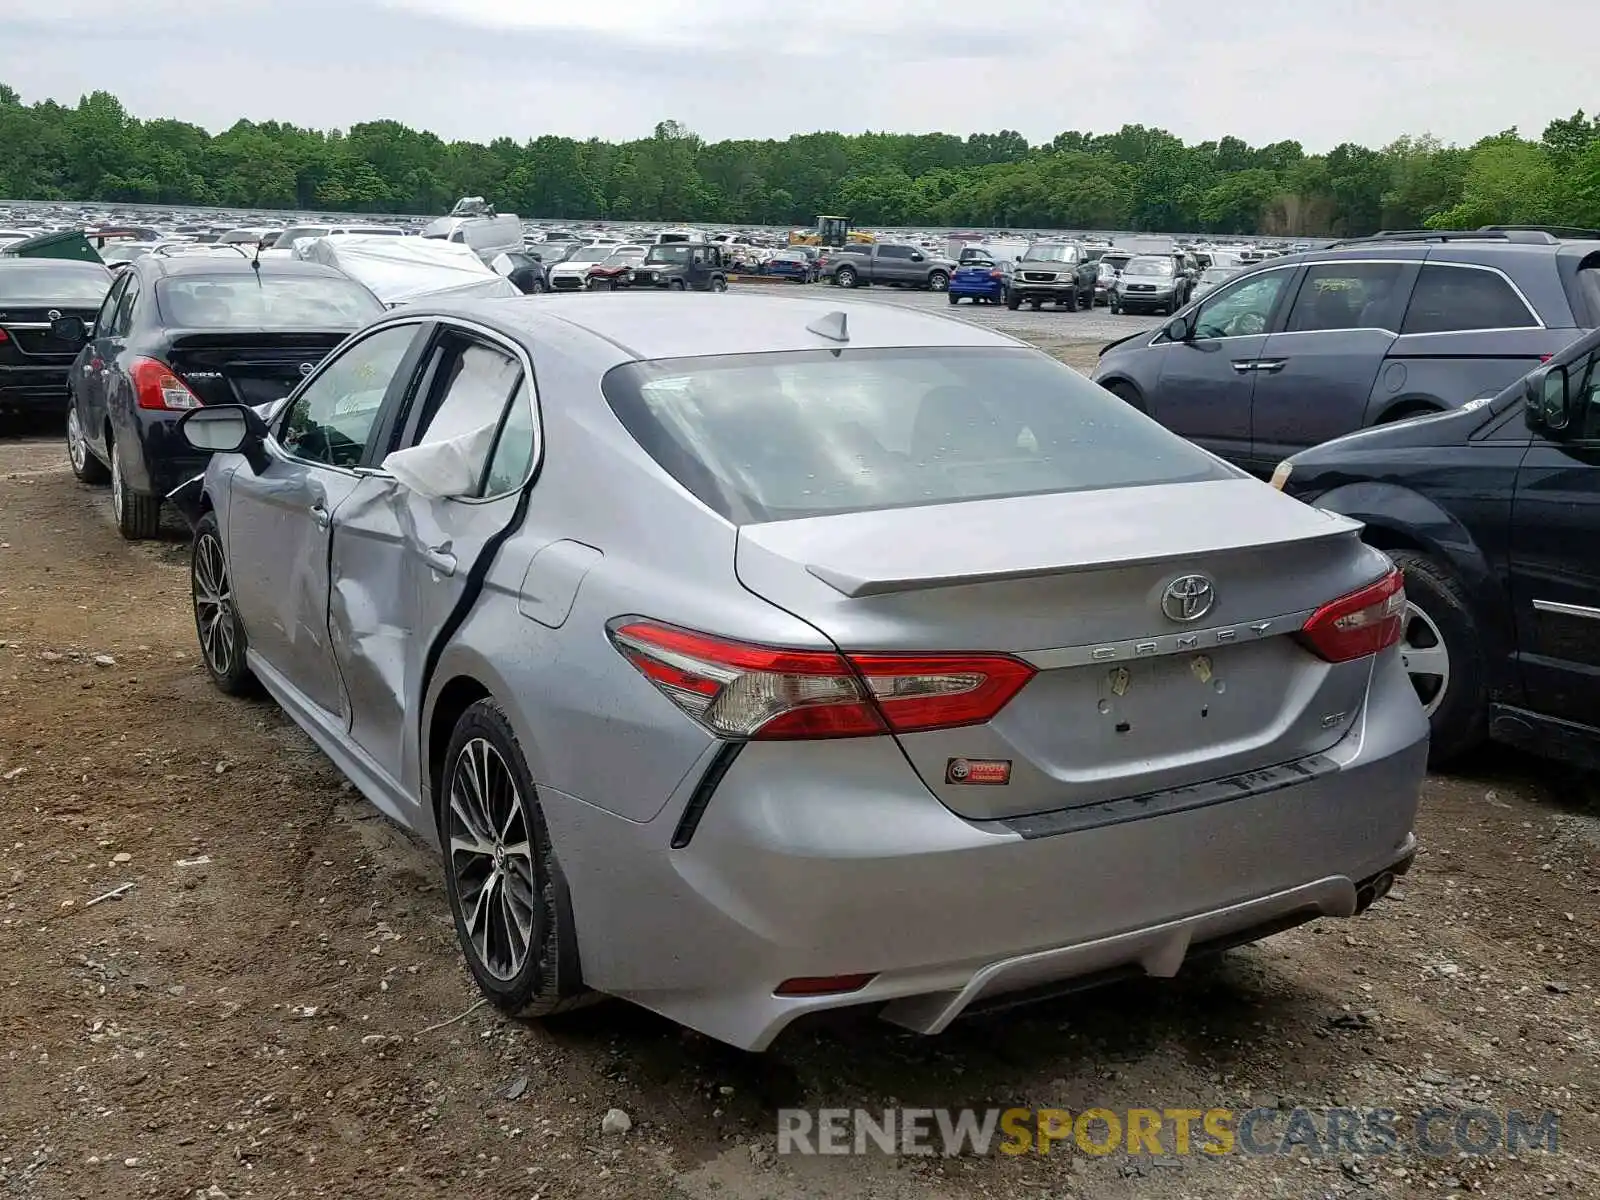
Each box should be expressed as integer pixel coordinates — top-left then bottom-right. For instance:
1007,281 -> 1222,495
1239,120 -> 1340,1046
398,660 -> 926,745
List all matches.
2,0 -> 1588,151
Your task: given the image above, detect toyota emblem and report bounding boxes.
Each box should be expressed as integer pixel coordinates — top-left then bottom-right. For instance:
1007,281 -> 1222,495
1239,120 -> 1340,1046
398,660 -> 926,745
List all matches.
297,362 -> 314,376
47,309 -> 61,321
1161,574 -> 1216,622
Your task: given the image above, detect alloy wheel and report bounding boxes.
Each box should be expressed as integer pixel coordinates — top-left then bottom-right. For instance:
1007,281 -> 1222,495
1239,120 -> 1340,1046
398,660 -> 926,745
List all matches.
192,533 -> 237,677
447,738 -> 539,983
111,443 -> 125,517
67,408 -> 87,473
1399,601 -> 1451,717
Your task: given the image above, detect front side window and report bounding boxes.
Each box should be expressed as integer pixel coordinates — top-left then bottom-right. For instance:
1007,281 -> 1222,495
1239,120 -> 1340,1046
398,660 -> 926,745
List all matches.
1284,262 -> 1409,332
1401,264 -> 1538,334
94,272 -> 128,337
602,347 -> 1233,524
279,324 -> 418,467
1564,350 -> 1600,441
1191,269 -> 1291,339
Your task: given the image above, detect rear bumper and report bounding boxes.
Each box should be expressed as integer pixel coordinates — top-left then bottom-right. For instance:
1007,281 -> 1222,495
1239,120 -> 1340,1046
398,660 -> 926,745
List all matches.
541,649 -> 1428,1050
0,364 -> 71,411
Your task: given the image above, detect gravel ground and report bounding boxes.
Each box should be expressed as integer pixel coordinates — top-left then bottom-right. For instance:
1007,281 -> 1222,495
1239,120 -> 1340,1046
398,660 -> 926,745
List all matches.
0,313 -> 1596,1200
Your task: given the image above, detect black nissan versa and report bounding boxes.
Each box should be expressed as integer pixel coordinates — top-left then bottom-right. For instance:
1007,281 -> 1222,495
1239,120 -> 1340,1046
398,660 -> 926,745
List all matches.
1275,323 -> 1600,771
57,250 -> 383,538
0,259 -> 113,415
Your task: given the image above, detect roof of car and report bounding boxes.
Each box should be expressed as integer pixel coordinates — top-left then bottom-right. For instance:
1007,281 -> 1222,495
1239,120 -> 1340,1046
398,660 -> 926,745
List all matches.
136,255 -> 355,282
0,257 -> 110,273
411,293 -> 1021,361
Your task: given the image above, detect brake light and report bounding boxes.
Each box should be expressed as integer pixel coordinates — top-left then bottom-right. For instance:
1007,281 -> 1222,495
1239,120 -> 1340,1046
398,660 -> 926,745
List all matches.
0,328 -> 8,343
131,357 -> 202,411
1297,568 -> 1406,662
989,270 -> 1005,279
608,620 -> 1036,740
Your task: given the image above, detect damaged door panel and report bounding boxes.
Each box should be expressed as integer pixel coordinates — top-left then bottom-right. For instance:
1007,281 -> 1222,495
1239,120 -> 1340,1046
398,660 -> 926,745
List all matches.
326,335 -> 537,791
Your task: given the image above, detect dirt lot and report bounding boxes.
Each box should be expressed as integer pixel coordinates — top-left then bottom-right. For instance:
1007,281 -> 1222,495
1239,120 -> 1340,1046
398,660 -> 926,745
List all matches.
2,352 -> 1598,1199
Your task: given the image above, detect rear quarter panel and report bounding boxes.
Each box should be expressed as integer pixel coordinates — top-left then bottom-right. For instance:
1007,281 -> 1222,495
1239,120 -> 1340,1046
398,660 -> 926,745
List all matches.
1374,328 -> 1584,420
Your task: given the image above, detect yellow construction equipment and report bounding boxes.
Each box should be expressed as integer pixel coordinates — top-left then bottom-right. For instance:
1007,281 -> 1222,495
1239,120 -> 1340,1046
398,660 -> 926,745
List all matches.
789,215 -> 874,248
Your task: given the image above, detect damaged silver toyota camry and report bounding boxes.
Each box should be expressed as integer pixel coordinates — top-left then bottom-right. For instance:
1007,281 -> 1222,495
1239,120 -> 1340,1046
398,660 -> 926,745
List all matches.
176,293 -> 1426,1051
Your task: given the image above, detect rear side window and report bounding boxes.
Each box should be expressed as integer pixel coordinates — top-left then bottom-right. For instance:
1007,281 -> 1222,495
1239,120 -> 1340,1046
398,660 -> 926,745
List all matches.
878,245 -> 915,259
1401,264 -> 1538,334
1285,262 -> 1409,332
602,348 -> 1234,524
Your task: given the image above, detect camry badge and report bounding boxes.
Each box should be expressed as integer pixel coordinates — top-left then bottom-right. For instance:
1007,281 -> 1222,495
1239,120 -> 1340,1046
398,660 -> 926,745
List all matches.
1161,574 -> 1216,623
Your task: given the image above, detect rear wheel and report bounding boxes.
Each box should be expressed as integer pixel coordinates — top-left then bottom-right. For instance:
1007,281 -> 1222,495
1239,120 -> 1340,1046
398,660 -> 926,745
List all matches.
110,439 -> 161,540
1386,550 -> 1487,766
948,292 -> 960,305
66,404 -> 109,485
709,275 -> 727,292
191,512 -> 257,696
441,698 -> 589,1018
834,266 -> 858,288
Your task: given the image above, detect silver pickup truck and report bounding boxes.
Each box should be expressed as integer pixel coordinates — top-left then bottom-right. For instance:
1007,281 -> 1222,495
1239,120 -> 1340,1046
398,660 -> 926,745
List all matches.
823,244 -> 955,292
1007,242 -> 1099,311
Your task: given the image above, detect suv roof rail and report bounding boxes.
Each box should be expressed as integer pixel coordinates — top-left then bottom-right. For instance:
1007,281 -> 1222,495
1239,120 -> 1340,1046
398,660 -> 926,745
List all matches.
152,243 -> 252,259
1324,228 -> 1559,248
1478,224 -> 1600,241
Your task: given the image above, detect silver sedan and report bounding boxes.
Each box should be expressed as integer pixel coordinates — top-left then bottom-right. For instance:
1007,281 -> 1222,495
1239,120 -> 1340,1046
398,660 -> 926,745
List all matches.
176,293 -> 1427,1051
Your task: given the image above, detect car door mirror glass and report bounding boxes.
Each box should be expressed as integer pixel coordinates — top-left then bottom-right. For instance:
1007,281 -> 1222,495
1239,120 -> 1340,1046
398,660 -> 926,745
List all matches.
50,316 -> 87,344
382,423 -> 498,499
1163,315 -> 1192,342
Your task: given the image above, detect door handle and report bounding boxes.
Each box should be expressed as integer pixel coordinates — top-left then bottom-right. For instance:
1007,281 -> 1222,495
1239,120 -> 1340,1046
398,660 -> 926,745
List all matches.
1253,359 -> 1286,373
309,502 -> 331,530
422,545 -> 457,577
1231,360 -> 1259,374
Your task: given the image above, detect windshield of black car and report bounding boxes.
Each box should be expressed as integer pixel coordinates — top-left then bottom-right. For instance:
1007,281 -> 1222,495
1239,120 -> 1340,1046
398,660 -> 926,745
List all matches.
603,347 -> 1234,523
1023,245 -> 1078,263
0,264 -> 112,304
156,275 -> 383,327
1201,267 -> 1236,283
1124,258 -> 1173,277
648,245 -> 693,264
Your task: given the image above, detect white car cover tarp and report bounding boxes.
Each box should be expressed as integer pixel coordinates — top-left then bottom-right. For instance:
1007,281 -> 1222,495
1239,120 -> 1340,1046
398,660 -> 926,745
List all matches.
292,235 -> 518,306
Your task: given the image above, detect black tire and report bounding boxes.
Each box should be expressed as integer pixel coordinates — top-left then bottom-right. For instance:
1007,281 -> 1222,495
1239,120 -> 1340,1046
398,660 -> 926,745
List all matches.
947,292 -> 961,305
1110,298 -> 1122,314
668,278 -> 687,291
66,402 -> 109,485
110,438 -> 161,540
1064,287 -> 1080,310
1006,292 -> 1021,311
1030,298 -> 1043,311
709,275 -> 727,292
1102,380 -> 1147,414
440,698 -> 589,1018
1165,297 -> 1179,316
927,269 -> 949,292
835,266 -> 858,288
1386,550 -> 1489,766
191,512 -> 258,696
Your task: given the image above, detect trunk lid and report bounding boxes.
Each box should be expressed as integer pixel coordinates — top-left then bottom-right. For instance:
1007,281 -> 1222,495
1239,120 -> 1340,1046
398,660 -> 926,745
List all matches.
0,305 -> 101,363
162,330 -> 349,408
734,478 -> 1389,821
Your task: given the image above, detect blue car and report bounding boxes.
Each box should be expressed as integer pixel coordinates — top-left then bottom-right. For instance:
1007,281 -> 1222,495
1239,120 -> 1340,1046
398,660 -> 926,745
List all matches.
762,252 -> 813,282
948,259 -> 1007,305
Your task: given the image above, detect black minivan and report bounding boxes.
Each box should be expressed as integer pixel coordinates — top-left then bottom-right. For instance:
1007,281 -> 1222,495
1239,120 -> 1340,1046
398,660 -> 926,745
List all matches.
1275,324 -> 1600,770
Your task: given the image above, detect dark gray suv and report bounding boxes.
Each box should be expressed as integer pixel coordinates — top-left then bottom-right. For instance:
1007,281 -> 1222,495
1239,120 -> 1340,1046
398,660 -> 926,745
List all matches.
1092,228 -> 1600,474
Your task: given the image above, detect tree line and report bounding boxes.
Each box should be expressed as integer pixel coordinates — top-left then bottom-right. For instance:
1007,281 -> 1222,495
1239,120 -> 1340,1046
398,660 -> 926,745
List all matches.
2,83 -> 1598,236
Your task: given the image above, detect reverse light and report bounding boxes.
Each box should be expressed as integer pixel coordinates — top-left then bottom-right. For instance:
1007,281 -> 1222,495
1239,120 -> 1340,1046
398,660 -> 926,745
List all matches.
1297,568 -> 1406,663
607,620 -> 1036,740
131,357 -> 202,411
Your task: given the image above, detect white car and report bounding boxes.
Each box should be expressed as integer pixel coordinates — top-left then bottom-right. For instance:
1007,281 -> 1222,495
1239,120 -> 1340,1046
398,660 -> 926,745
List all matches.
547,244 -> 646,292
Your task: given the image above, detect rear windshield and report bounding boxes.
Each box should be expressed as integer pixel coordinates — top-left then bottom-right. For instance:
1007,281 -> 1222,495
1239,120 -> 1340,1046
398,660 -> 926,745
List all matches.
603,348 -> 1233,523
0,263 -> 112,303
156,275 -> 383,328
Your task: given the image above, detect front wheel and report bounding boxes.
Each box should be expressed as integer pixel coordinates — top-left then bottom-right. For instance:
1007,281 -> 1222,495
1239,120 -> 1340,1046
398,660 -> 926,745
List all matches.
668,278 -> 687,291
111,439 -> 161,540
1006,292 -> 1021,311
927,270 -> 949,292
67,404 -> 109,485
441,698 -> 588,1018
191,512 -> 257,695
1110,298 -> 1122,314
1387,550 -> 1487,766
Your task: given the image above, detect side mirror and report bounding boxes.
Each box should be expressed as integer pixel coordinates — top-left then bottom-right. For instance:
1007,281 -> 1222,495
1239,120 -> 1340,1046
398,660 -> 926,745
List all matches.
1163,314 -> 1193,342
910,253 -> 924,262
51,315 -> 88,345
1525,364 -> 1570,433
178,404 -> 269,458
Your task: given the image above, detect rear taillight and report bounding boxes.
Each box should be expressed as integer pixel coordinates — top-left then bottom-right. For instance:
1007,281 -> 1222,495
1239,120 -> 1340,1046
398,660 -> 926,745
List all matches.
0,328 -> 9,343
608,620 -> 1036,740
131,357 -> 202,411
1297,568 -> 1406,663
989,270 -> 1005,279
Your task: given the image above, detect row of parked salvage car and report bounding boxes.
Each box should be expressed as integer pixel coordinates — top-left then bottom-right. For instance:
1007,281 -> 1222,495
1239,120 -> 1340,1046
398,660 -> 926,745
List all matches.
1,223 -> 1596,1056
